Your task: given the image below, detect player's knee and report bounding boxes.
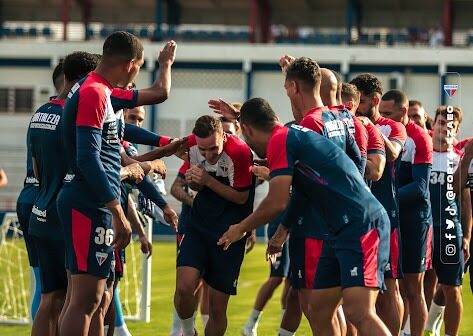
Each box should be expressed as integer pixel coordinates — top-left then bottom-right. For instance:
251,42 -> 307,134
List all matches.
174,282 -> 195,305
442,285 -> 461,301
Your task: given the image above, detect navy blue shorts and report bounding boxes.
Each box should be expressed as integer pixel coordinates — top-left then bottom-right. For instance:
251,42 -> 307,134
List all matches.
333,212 -> 390,290
32,236 -> 67,293
432,228 -> 464,286
400,220 -> 433,273
176,228 -> 245,295
384,226 -> 403,279
57,193 -> 115,279
16,202 -> 38,267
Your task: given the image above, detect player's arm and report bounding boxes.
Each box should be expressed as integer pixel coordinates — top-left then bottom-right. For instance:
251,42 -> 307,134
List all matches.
345,131 -> 363,175
453,141 -> 473,193
365,152 -> 386,181
130,138 -> 188,162
124,123 -> 172,147
218,175 -> 292,249
127,195 -> 152,258
120,150 -> 167,178
381,133 -> 403,162
171,176 -> 194,208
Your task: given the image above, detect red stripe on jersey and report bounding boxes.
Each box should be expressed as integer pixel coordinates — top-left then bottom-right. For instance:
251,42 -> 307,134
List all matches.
406,121 -> 433,164
222,135 -> 253,189
425,225 -> 433,270
114,249 -> 123,273
360,227 -> 380,288
304,238 -> 324,289
268,125 -> 290,173
111,88 -> 135,101
299,107 -> 328,134
76,78 -> 109,129
390,228 -> 400,279
365,122 -> 385,154
72,208 -> 92,272
454,137 -> 473,151
353,116 -> 368,157
178,161 -> 190,175
50,98 -> 65,107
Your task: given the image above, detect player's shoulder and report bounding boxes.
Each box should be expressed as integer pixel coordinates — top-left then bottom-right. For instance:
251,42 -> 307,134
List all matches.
187,134 -> 197,147
407,121 -> 432,147
224,134 -> 251,155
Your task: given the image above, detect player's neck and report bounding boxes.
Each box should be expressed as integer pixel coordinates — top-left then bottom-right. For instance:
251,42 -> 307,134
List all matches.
94,65 -> 121,88
432,137 -> 449,152
371,109 -> 381,123
301,95 -> 324,116
56,82 -> 76,100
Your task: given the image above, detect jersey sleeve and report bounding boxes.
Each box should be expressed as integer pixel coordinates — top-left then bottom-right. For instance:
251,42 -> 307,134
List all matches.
229,141 -> 253,190
268,127 -> 295,178
76,87 -> 107,128
388,121 -> 407,147
353,118 -> 368,157
135,175 -> 167,208
413,132 -> 433,165
110,88 -> 139,111
178,161 -> 190,178
124,123 -> 172,147
366,123 -> 385,156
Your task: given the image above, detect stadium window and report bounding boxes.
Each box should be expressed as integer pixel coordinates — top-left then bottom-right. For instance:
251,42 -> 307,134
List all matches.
0,87 -> 34,113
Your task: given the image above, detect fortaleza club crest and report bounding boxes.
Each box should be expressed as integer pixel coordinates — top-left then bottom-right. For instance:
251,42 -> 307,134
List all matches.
96,252 -> 108,266
443,84 -> 458,98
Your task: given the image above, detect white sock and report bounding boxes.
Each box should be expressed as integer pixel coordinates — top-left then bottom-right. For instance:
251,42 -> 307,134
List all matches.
180,315 -> 195,336
104,325 -> 109,335
114,325 -> 132,336
278,328 -> 295,336
170,307 -> 183,335
402,315 -> 411,335
245,309 -> 262,330
281,309 -> 286,319
426,301 -> 445,331
201,314 -> 209,329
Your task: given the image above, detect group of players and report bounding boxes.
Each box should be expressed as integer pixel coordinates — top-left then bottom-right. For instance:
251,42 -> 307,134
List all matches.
14,30 -> 472,336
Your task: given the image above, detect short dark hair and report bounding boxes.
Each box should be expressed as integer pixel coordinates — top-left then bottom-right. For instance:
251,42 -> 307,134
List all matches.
240,98 -> 278,132
381,90 -> 408,107
434,105 -> 462,124
350,73 -> 383,96
102,31 -> 144,62
52,61 -> 64,89
341,83 -> 360,102
63,51 -> 99,82
285,57 -> 321,90
409,100 -> 423,108
193,115 -> 223,138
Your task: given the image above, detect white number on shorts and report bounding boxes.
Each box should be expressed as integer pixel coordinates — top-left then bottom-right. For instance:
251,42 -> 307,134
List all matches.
94,227 -> 114,246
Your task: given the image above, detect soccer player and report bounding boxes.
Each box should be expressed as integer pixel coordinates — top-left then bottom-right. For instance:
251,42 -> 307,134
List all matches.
28,51 -> 99,336
380,90 -> 433,336
174,115 -> 254,336
57,32 -> 145,336
425,106 -> 471,336
218,97 -> 391,336
408,100 -> 429,132
350,74 -> 407,336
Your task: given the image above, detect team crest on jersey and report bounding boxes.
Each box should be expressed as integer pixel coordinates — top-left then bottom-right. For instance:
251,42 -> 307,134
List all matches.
96,252 -> 108,266
376,124 -> 392,137
443,84 -> 458,98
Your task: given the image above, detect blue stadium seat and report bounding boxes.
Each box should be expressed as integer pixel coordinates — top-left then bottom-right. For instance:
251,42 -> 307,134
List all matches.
386,33 -> 395,46
209,31 -> 223,40
328,33 -> 345,45
237,31 -> 248,41
372,33 -> 381,44
15,27 -> 26,37
85,27 -> 95,39
42,27 -> 52,37
100,27 -> 110,38
310,32 -> 327,44
29,27 -> 38,37
358,33 -> 369,44
139,28 -> 149,38
397,33 -> 408,43
1,27 -> 12,37
182,30 -> 197,40
469,34 -> 473,46
126,28 -> 136,35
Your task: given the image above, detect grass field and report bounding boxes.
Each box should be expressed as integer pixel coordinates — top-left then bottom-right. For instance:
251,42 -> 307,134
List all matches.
1,241 -> 472,335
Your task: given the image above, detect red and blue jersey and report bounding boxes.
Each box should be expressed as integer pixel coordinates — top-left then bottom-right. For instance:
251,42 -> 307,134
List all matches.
183,134 -> 255,238
62,71 -> 121,207
17,128 -> 39,205
365,122 -> 385,156
269,124 -> 385,233
429,149 -> 462,235
398,120 -> 433,223
28,98 -> 65,239
370,116 -> 407,226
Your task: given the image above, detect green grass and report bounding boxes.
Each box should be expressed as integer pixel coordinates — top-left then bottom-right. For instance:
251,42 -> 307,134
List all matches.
1,241 -> 472,335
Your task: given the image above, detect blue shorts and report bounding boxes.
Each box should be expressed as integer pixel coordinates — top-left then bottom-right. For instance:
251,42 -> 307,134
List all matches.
16,202 -> 39,267
176,227 -> 245,295
432,227 -> 464,286
32,236 -> 67,293
400,220 -> 433,273
384,226 -> 403,279
57,191 -> 115,279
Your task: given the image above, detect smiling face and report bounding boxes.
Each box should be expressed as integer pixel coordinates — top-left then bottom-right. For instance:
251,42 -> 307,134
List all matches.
195,131 -> 225,165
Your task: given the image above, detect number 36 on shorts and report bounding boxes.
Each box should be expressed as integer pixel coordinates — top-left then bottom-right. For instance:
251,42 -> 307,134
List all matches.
94,227 -> 114,246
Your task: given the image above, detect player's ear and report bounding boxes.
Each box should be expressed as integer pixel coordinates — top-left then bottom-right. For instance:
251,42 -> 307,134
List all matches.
372,95 -> 380,107
125,59 -> 134,72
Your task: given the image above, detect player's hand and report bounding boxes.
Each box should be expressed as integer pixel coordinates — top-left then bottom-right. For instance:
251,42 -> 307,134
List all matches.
185,169 -> 203,191
218,224 -> 246,250
162,204 -> 178,231
150,159 -> 167,178
208,98 -> 240,120
158,40 -> 177,66
279,54 -> 295,75
161,137 -> 188,159
245,230 -> 257,254
266,225 -> 289,262
189,165 -> 210,186
125,163 -> 145,183
139,235 -> 153,259
463,238 -> 470,263
110,209 -> 132,250
356,116 -> 372,126
252,165 -> 270,181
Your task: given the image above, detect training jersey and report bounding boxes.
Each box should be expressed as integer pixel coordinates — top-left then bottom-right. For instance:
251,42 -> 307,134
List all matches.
398,120 -> 433,223
177,162 -> 192,235
61,71 -> 122,207
269,123 -> 385,233
28,98 -> 65,239
183,134 -> 254,239
454,137 -> 473,152
17,128 -> 39,205
370,116 -> 407,226
429,149 -> 462,236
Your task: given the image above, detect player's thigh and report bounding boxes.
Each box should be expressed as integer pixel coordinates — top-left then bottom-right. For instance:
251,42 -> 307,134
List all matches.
69,274 -> 108,311
33,236 -> 67,294
385,225 -> 403,280
16,202 -> 39,267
